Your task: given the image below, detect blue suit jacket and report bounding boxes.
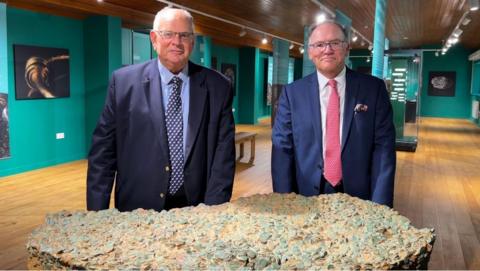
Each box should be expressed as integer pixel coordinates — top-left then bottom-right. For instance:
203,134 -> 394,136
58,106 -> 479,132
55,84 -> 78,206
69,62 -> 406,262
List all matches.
272,68 -> 396,207
87,60 -> 235,212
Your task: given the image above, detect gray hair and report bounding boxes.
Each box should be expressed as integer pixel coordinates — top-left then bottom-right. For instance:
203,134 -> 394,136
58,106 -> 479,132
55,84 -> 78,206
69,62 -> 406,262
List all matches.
152,7 -> 194,31
308,20 -> 348,43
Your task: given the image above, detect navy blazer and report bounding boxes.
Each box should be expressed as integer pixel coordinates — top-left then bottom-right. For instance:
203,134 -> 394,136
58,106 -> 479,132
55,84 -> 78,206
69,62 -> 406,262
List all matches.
272,68 -> 396,207
87,60 -> 235,212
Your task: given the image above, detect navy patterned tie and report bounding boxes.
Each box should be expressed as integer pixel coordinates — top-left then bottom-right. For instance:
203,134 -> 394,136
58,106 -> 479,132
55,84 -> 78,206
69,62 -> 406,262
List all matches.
166,76 -> 184,195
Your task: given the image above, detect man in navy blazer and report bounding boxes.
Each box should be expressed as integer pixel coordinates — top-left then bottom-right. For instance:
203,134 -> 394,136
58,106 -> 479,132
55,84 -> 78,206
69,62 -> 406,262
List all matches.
87,7 -> 235,212
272,21 -> 396,207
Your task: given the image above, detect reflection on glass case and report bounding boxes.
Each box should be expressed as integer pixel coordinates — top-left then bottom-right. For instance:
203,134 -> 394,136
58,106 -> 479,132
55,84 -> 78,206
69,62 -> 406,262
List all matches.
386,52 -> 421,152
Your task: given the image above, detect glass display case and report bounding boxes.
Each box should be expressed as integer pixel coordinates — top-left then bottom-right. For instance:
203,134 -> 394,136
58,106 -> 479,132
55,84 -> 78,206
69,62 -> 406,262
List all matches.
385,50 -> 422,152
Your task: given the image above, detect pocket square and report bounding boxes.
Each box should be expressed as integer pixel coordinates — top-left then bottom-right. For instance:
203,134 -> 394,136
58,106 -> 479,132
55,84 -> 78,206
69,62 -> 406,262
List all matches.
354,104 -> 368,113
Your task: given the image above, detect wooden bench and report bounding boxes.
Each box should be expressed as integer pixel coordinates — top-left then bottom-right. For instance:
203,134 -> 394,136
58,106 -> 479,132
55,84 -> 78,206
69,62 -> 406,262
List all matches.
235,132 -> 257,164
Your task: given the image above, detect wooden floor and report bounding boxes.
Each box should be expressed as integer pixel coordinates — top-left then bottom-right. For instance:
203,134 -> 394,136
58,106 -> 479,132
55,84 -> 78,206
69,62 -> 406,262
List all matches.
1,117 -> 480,269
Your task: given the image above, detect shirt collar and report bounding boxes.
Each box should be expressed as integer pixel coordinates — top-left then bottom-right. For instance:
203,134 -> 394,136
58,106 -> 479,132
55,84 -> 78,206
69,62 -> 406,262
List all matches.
316,66 -> 346,90
157,59 -> 189,85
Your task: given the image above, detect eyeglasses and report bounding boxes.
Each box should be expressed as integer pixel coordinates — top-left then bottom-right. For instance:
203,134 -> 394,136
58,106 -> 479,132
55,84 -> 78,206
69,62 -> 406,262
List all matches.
308,40 -> 346,51
154,30 -> 194,42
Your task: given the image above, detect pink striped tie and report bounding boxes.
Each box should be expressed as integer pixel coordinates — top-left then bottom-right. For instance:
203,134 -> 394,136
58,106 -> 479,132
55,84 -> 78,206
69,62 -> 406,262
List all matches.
324,79 -> 342,187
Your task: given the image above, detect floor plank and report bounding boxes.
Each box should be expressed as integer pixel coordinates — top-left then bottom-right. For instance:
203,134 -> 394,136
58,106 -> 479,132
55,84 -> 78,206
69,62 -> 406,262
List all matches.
0,117 -> 479,269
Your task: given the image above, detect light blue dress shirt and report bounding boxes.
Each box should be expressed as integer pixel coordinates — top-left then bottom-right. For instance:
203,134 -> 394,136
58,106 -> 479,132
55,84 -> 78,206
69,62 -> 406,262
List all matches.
157,60 -> 190,155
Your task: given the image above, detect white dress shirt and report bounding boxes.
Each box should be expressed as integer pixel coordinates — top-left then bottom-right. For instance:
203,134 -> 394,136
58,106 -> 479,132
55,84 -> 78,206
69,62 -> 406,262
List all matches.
316,66 -> 346,159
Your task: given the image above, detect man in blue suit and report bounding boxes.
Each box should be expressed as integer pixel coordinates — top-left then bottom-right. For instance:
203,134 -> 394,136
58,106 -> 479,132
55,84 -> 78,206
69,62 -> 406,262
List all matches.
87,7 -> 235,212
272,21 -> 396,207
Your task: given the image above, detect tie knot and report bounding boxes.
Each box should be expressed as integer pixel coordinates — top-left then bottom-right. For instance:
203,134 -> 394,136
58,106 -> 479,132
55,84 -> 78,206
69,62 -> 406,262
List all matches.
169,76 -> 183,87
328,79 -> 337,89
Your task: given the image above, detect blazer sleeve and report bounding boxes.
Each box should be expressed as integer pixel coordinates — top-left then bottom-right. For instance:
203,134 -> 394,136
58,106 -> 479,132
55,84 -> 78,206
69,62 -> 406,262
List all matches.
86,75 -> 117,211
271,85 -> 296,193
371,81 -> 396,207
204,82 -> 235,205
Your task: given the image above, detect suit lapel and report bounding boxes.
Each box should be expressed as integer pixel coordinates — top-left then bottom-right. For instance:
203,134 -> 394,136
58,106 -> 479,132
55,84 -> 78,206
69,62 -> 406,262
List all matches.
342,68 -> 359,152
143,59 -> 169,160
185,62 -> 207,161
307,72 -> 324,167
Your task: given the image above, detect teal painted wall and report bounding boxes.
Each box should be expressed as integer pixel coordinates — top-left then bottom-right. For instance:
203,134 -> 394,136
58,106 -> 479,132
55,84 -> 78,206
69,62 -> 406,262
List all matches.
293,57 -> 303,80
0,3 -> 7,93
349,49 -> 372,73
190,35 -> 211,68
132,31 -> 151,64
421,45 -> 472,118
211,44 -> 239,122
257,52 -> 271,118
238,47 -> 259,124
84,16 -> 121,152
0,8 -> 86,176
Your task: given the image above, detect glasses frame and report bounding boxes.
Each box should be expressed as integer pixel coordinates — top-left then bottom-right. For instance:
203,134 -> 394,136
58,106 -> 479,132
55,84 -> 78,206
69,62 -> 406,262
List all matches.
308,40 -> 347,51
154,30 -> 195,42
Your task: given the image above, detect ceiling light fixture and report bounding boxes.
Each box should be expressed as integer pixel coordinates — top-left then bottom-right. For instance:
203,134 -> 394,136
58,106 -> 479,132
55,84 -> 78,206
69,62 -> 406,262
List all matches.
289,43 -> 294,50
352,34 -> 358,42
261,36 -> 268,44
462,17 -> 472,25
469,0 -> 479,11
311,0 -> 372,47
442,10 -> 471,54
316,13 -> 327,24
453,28 -> 463,37
299,46 -> 304,54
155,0 -> 304,49
238,28 -> 247,37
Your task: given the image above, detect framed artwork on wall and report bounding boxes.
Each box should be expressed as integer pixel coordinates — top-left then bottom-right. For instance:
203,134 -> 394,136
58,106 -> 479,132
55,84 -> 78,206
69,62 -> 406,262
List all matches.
428,71 -> 456,97
13,44 -> 70,100
221,63 -> 236,96
0,92 -> 10,159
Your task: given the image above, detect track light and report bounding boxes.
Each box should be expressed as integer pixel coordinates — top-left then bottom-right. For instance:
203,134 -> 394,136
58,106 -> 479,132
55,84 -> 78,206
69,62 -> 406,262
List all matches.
360,40 -> 366,46
453,28 -> 463,37
238,28 -> 247,37
366,57 -> 370,63
368,44 -> 373,51
299,46 -> 304,54
289,43 -> 294,50
462,17 -> 472,25
352,34 -> 358,42
469,0 -> 479,11
261,36 -> 268,44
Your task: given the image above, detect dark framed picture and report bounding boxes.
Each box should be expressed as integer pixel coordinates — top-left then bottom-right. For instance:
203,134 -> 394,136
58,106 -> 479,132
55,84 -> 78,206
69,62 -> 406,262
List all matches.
0,92 -> 10,159
221,63 -> 236,96
428,71 -> 456,97
14,44 -> 70,100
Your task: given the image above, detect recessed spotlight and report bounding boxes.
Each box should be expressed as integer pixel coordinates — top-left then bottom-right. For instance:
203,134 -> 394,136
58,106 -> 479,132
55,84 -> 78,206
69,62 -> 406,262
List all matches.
261,36 -> 268,44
